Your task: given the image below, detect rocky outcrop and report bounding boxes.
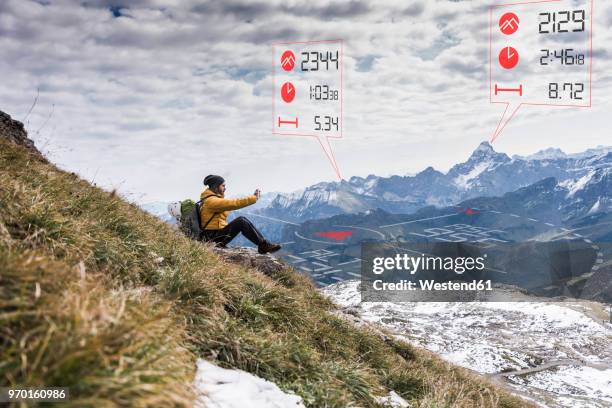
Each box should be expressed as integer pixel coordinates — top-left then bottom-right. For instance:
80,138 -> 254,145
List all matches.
212,246 -> 287,277
0,110 -> 43,157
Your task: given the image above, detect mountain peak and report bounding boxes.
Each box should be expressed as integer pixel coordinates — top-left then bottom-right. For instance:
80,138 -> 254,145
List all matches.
467,141 -> 510,163
462,142 -> 510,167
514,147 -> 568,161
417,166 -> 442,177
475,141 -> 495,154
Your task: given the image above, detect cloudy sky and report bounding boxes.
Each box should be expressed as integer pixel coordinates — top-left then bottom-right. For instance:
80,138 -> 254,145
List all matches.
1,0 -> 610,203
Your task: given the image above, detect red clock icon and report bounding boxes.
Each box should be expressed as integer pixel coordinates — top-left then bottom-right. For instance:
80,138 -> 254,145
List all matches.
499,46 -> 519,69
281,82 -> 295,103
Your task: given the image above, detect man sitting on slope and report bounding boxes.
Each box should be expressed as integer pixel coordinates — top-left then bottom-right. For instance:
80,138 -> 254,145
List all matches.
199,174 -> 281,254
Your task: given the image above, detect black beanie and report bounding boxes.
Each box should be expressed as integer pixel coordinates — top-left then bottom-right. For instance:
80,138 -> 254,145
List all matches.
203,174 -> 225,189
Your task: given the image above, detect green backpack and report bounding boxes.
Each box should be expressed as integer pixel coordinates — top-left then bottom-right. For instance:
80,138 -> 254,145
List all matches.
178,199 -> 199,239
180,198 -> 216,240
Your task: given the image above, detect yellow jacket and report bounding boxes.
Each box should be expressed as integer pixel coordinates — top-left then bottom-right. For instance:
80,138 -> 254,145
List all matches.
200,188 -> 257,230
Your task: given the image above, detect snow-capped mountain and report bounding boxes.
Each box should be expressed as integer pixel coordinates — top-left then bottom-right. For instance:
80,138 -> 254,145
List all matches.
457,168 -> 612,225
514,145 -> 612,161
260,142 -> 612,222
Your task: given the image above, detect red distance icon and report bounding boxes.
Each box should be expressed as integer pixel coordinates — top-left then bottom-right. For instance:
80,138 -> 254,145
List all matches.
281,82 -> 295,103
280,50 -> 295,71
499,12 -> 519,35
499,46 -> 519,69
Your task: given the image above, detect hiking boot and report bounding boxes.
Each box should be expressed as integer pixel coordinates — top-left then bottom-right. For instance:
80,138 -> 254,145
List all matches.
258,240 -> 281,254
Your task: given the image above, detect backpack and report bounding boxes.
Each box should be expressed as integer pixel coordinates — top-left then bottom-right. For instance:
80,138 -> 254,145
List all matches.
182,197 -> 217,240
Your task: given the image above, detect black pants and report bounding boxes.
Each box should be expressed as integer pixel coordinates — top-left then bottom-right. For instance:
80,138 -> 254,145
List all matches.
201,216 -> 265,247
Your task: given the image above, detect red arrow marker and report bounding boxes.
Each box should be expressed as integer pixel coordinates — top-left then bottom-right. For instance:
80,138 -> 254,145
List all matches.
315,231 -> 353,241
463,208 -> 480,216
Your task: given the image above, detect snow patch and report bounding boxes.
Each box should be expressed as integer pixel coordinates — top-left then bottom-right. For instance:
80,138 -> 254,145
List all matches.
587,198 -> 602,215
375,391 -> 410,407
195,360 -> 305,408
453,161 -> 491,190
511,365 -> 612,408
364,177 -> 379,190
561,170 -> 595,197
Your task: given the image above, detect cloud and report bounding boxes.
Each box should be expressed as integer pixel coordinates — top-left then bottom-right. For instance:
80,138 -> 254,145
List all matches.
285,1 -> 371,19
0,0 -> 609,203
191,0 -> 371,21
190,1 -> 273,20
401,2 -> 425,17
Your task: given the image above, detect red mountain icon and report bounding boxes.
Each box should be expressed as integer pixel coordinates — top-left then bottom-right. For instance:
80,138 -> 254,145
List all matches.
315,231 -> 353,241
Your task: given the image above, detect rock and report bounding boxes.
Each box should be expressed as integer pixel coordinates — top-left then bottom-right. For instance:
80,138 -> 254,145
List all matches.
212,246 -> 286,277
0,110 -> 43,157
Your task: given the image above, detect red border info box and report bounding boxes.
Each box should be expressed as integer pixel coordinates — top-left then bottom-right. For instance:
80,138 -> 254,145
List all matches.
489,0 -> 593,142
272,40 -> 343,179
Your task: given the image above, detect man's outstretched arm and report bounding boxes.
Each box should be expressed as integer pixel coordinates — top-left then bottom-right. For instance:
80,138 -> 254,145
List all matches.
204,194 -> 257,211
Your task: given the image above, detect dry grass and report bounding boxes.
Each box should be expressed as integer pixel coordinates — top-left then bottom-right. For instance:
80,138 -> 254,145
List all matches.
0,139 -> 534,407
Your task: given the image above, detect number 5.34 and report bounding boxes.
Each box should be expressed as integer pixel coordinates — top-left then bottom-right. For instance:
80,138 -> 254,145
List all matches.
314,115 -> 339,131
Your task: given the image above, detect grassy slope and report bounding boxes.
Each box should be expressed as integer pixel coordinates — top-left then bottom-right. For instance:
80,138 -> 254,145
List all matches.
0,139 -> 533,407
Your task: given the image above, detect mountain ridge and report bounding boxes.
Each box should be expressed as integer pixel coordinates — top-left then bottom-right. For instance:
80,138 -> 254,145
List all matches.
259,141 -> 612,223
